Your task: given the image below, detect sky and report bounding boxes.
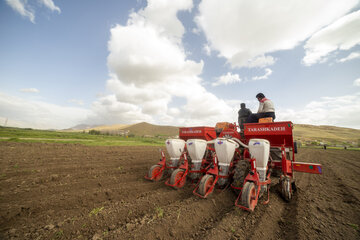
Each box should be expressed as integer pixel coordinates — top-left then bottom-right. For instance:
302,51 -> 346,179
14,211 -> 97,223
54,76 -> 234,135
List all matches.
1,0 -> 360,130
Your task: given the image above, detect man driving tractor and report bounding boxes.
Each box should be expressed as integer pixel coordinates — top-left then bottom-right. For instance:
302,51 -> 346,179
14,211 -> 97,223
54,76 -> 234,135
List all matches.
247,93 -> 276,123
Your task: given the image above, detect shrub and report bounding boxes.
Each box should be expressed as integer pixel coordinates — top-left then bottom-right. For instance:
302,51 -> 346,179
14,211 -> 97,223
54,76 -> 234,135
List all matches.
89,130 -> 101,135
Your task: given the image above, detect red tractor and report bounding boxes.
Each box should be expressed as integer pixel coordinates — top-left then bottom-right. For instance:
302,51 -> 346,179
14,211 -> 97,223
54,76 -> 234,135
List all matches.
146,121 -> 322,211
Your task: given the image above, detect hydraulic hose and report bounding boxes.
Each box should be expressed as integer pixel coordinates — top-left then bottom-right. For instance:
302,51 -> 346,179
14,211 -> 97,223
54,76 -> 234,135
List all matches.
230,137 -> 249,148
207,137 -> 248,149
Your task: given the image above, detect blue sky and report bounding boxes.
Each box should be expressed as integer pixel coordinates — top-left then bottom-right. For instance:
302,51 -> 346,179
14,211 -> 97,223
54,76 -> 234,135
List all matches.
1,0 -> 360,129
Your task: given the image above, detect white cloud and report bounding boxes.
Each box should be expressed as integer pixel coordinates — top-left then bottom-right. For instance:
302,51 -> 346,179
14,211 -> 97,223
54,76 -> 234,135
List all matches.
212,72 -> 242,86
38,0 -> 61,13
192,27 -> 201,35
6,0 -> 61,23
196,0 -> 358,68
20,88 -> 39,93
203,44 -> 211,56
100,0 -> 234,127
6,0 -> 35,23
354,78 -> 360,86
337,51 -> 360,63
132,0 -> 193,44
107,23 -> 202,87
231,54 -> 276,69
68,99 -> 84,106
277,93 -> 360,129
88,94 -> 152,125
252,68 -> 273,81
0,92 -> 90,129
303,10 -> 360,66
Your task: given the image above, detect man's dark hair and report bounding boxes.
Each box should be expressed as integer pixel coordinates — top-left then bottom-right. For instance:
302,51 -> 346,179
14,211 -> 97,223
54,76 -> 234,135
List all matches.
240,103 -> 246,108
256,93 -> 265,99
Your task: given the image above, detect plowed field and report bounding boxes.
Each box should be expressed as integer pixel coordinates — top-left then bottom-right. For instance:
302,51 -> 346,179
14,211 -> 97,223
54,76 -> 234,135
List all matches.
0,142 -> 359,239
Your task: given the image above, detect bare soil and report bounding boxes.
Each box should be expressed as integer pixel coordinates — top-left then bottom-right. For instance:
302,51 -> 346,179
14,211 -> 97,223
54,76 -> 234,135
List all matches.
0,142 -> 359,239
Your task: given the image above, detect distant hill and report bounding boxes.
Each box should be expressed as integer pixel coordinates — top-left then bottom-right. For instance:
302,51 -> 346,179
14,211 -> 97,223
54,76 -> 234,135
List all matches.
65,124 -> 100,131
123,122 -> 179,137
65,124 -> 131,132
90,124 -> 131,131
293,124 -> 360,146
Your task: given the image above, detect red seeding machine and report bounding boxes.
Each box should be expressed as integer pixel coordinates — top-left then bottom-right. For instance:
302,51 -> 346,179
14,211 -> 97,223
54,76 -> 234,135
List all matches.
145,121 -> 322,211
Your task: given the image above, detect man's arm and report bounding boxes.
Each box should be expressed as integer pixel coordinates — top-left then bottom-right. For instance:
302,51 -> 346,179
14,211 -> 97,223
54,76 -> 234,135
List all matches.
257,102 -> 264,113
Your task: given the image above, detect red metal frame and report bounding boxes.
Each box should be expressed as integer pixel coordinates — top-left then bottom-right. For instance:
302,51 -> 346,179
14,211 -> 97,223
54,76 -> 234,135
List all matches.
234,158 -> 271,211
234,121 -> 322,211
144,150 -> 168,181
179,126 -> 216,141
293,162 -> 322,174
193,154 -> 219,198
219,122 -> 241,139
165,151 -> 189,188
165,145 -> 215,188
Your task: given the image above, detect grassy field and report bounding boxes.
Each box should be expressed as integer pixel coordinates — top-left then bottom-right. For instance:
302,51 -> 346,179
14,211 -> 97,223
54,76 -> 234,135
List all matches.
0,127 -> 164,146
1,123 -> 359,148
293,124 -> 360,147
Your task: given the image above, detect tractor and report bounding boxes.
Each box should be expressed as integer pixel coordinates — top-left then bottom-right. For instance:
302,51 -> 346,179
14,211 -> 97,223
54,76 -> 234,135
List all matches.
146,120 -> 322,211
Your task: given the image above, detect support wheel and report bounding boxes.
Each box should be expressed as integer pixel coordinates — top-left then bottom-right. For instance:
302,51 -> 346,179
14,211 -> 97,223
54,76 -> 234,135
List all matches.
232,160 -> 250,195
170,169 -> 186,188
199,174 -> 214,196
241,182 -> 257,211
281,176 -> 292,202
148,165 -> 163,181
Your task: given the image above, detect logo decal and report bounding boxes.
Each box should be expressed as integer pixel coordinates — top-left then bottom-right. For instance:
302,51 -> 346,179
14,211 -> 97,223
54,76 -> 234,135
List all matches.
253,142 -> 260,145
188,142 -> 193,145
217,140 -> 223,145
248,126 -> 286,132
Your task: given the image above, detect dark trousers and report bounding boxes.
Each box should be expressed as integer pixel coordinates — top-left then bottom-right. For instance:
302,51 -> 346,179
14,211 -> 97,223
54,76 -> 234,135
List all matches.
247,112 -> 276,123
238,117 -> 247,130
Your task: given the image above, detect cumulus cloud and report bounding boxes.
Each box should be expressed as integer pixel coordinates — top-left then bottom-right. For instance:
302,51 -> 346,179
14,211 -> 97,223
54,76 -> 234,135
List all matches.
196,0 -> 358,68
20,88 -> 39,93
354,78 -> 360,86
132,0 -> 193,43
277,93 -> 360,129
337,51 -> 360,63
212,72 -> 242,86
252,68 -> 273,81
303,10 -> 360,66
107,23 -> 202,87
99,0 -> 234,127
0,92 -> 90,129
6,0 -> 35,23
88,94 -> 153,125
5,0 -> 61,23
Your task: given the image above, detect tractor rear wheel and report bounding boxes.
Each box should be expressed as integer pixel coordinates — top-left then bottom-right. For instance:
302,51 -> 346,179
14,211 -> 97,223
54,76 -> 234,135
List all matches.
170,169 -> 186,188
199,174 -> 214,197
241,182 -> 257,211
232,160 -> 250,195
148,165 -> 163,181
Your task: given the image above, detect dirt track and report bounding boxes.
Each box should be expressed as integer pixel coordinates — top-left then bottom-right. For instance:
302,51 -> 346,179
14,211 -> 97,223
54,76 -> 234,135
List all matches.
0,142 -> 359,239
